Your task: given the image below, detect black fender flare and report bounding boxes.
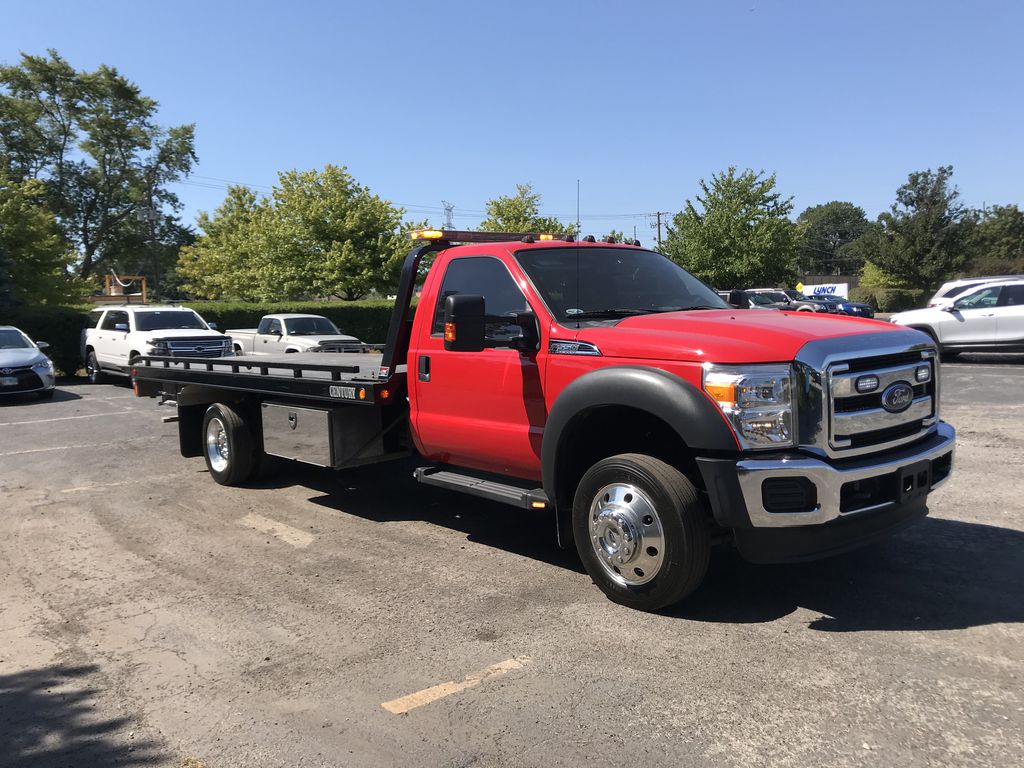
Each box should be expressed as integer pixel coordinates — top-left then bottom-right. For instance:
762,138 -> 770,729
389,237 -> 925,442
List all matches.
541,366 -> 738,544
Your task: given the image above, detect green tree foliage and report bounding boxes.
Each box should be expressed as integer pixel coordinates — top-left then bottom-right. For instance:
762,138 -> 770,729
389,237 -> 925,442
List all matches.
177,166 -> 415,301
0,49 -> 196,282
0,172 -> 82,304
177,185 -> 268,300
478,184 -> 572,235
661,167 -> 798,288
795,201 -> 870,274
865,166 -> 972,289
966,204 -> 1024,276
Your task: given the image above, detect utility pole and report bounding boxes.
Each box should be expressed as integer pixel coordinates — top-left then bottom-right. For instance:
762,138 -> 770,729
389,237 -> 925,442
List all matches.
653,211 -> 671,249
441,200 -> 455,229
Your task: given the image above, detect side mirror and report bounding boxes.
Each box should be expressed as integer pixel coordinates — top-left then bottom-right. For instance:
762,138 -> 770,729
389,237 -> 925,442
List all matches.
114,323 -> 129,331
443,294 -> 486,352
508,311 -> 540,352
36,341 -> 50,350
208,322 -> 218,330
942,305 -> 958,313
727,290 -> 748,309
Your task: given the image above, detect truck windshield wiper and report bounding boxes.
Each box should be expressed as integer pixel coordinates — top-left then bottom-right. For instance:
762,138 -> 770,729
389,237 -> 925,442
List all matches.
566,308 -> 658,320
670,305 -> 724,312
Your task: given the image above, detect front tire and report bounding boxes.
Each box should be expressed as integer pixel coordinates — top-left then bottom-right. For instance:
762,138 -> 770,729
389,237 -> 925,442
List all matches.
573,453 -> 711,611
202,403 -> 256,485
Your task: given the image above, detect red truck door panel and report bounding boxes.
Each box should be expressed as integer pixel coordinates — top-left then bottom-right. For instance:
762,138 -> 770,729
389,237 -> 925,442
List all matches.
410,255 -> 547,479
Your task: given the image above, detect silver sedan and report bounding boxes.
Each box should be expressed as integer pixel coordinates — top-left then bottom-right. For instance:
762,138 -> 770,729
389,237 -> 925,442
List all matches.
0,325 -> 56,399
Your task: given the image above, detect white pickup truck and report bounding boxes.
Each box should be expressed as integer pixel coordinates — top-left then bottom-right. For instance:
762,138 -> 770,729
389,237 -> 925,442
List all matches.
83,305 -> 233,383
226,314 -> 369,355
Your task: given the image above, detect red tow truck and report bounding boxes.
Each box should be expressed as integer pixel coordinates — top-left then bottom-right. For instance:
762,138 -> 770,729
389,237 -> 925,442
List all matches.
134,230 -> 955,611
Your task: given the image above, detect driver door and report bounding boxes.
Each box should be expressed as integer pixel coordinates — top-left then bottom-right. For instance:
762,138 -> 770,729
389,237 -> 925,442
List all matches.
409,255 -> 547,479
257,318 -> 284,353
943,285 -> 1001,345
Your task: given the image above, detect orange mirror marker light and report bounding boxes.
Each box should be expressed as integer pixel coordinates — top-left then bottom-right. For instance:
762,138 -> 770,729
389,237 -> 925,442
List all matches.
444,322 -> 456,342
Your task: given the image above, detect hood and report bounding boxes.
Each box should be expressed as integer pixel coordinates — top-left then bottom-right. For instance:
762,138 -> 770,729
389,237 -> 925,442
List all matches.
295,334 -> 361,344
0,348 -> 47,368
567,309 -> 898,364
144,329 -> 226,341
890,308 -> 942,324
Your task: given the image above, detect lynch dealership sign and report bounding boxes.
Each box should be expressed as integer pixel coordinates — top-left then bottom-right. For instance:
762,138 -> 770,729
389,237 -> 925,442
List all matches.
797,281 -> 849,298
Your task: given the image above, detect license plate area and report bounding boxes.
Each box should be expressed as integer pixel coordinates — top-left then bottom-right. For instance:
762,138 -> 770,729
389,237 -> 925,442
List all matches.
1,376 -> 17,387
898,460 -> 932,504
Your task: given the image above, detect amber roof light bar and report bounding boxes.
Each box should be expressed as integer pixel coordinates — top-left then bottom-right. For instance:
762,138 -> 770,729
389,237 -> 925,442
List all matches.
409,229 -> 575,244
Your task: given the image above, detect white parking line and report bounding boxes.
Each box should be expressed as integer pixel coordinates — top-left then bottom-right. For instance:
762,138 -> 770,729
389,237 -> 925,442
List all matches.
237,513 -> 315,548
0,411 -> 136,427
381,657 -> 531,715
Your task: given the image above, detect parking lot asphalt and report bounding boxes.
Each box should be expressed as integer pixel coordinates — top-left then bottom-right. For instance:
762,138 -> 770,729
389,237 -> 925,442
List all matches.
1,357 -> 1022,768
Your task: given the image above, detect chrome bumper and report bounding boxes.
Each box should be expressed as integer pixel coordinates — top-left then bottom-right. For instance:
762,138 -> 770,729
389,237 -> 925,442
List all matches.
735,422 -> 955,528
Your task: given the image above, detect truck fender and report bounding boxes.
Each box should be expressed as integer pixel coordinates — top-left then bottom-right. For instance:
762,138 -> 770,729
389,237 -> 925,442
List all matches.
541,366 -> 738,547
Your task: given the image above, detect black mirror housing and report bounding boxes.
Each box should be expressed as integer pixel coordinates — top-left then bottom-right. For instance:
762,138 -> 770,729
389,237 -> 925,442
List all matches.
444,294 -> 486,352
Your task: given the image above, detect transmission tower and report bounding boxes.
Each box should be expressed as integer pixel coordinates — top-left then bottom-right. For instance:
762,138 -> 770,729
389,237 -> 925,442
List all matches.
441,200 -> 455,229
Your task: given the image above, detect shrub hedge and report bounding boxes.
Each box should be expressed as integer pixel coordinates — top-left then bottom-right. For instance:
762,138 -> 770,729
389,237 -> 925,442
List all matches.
848,287 -> 926,313
3,299 -> 399,377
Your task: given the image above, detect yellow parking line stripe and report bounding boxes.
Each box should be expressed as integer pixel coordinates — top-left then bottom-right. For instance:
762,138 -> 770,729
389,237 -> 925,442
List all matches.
381,656 -> 531,715
238,513 -> 315,548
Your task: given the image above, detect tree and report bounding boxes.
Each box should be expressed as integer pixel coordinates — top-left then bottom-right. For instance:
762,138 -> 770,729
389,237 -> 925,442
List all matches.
0,50 -> 196,283
867,166 -> 973,289
795,201 -> 870,275
478,184 -> 572,235
176,185 -> 267,300
177,166 -> 414,302
0,172 -> 82,304
661,167 -> 798,288
965,204 -> 1024,276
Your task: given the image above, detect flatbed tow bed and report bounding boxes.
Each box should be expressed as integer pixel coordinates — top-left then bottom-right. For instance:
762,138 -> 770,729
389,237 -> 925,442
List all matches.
134,352 -> 396,405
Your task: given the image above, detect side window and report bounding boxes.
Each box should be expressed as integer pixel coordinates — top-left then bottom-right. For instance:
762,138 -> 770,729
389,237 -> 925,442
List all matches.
86,311 -> 104,329
267,319 -> 282,335
257,318 -> 269,334
1000,285 -> 1024,306
955,286 -> 1001,310
431,257 -> 529,335
100,311 -> 128,330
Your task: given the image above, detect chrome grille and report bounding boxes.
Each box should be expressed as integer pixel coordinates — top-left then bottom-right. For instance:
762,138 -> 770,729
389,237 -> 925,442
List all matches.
317,342 -> 364,353
165,339 -> 231,358
794,331 -> 940,459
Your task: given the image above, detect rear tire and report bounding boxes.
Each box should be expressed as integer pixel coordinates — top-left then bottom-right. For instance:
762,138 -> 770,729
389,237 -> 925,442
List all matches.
202,403 -> 256,485
86,351 -> 105,384
573,453 -> 711,612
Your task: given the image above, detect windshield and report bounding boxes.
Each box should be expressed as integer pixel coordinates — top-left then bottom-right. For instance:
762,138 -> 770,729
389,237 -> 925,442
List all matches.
515,247 -> 727,323
749,293 -> 775,306
134,310 -> 208,331
785,290 -> 813,301
0,329 -> 33,349
765,291 -> 790,303
285,316 -> 340,335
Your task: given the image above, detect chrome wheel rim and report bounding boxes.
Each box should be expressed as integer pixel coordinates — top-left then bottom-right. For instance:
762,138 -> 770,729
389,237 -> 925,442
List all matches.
589,483 -> 665,586
206,417 -> 230,473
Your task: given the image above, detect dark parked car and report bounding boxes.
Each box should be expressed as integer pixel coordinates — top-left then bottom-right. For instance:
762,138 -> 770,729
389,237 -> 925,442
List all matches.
814,296 -> 876,318
716,290 -> 784,310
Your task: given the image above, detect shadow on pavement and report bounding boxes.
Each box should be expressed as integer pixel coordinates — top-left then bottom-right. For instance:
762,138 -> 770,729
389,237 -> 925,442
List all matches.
0,388 -> 82,407
254,459 -> 1023,631
671,516 -> 1024,631
0,664 -> 162,767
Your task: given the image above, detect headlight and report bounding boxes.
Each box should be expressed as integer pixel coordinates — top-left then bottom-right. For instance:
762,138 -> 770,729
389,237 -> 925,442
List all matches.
31,357 -> 54,373
147,342 -> 169,355
703,363 -> 794,449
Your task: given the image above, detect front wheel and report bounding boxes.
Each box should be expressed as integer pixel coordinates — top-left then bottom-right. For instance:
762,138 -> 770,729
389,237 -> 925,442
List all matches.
573,453 -> 711,611
202,403 -> 256,485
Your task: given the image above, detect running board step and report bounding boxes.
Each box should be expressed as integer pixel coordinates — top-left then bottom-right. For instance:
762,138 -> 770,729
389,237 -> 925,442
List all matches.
414,467 -> 549,510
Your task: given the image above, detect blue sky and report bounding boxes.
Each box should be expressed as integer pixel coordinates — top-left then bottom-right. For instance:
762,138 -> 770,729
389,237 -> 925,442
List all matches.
3,0 -> 1022,241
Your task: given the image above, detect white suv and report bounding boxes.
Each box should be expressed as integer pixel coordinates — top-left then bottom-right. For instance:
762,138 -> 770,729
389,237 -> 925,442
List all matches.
926,275 -> 1020,308
890,278 -> 1024,358
83,305 -> 232,383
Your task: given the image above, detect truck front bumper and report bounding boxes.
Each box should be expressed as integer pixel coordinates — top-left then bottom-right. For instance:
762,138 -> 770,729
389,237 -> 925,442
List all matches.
697,422 -> 955,563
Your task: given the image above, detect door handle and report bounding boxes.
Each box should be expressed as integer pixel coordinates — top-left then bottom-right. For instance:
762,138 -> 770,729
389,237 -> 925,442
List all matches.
418,355 -> 430,382
981,313 -> 995,317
